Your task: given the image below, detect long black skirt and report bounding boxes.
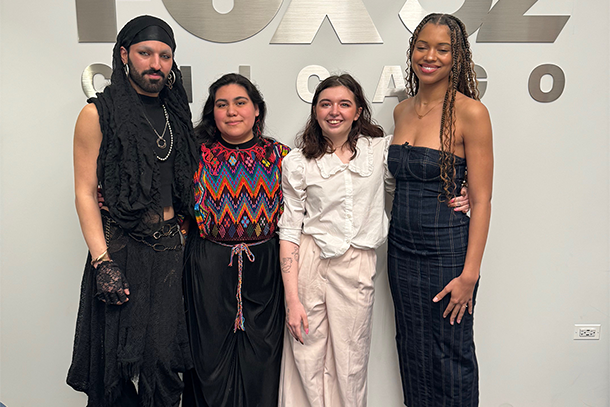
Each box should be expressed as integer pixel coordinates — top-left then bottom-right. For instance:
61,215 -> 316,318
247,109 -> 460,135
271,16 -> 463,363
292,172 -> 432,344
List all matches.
67,213 -> 192,407
182,235 -> 284,407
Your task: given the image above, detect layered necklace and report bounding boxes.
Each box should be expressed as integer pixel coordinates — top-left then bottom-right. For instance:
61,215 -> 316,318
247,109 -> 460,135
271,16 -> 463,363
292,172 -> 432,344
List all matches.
143,104 -> 174,161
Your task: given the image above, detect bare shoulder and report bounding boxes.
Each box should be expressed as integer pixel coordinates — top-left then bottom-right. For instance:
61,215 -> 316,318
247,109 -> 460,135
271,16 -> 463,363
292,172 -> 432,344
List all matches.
455,93 -> 492,146
75,103 -> 102,141
393,98 -> 411,120
74,102 -> 104,157
78,102 -> 100,122
455,93 -> 489,122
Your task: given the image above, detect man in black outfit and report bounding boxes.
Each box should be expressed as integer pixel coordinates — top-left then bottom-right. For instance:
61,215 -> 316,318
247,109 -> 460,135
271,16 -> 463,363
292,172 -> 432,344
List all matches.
67,15 -> 197,407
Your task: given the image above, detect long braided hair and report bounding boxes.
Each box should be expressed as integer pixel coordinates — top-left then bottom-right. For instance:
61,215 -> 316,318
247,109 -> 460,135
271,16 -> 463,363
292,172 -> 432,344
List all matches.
406,13 -> 479,201
194,73 -> 274,159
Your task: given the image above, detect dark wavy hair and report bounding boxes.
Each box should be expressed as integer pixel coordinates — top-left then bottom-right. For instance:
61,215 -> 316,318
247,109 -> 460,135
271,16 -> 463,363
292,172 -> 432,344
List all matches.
406,13 -> 479,201
297,74 -> 384,160
194,73 -> 274,157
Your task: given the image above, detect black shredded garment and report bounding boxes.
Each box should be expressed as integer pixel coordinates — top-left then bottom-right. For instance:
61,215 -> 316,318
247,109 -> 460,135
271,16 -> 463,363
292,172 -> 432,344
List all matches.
67,40 -> 198,404
68,213 -> 192,407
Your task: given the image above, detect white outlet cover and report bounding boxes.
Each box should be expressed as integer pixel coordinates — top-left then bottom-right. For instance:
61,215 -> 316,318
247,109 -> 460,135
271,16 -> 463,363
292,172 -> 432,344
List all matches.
573,324 -> 601,340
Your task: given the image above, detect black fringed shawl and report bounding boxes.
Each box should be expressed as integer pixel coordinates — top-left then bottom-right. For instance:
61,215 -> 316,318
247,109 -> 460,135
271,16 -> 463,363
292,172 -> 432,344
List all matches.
92,37 -> 198,237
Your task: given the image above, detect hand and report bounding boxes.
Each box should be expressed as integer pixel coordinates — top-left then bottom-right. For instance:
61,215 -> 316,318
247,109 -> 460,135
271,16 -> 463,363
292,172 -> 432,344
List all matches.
450,186 -> 470,213
97,187 -> 106,209
285,299 -> 309,344
95,261 -> 130,305
433,274 -> 476,325
180,218 -> 190,237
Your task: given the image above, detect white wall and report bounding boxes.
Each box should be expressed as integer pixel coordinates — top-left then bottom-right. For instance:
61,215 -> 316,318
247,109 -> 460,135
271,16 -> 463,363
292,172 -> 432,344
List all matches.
1,0 -> 608,406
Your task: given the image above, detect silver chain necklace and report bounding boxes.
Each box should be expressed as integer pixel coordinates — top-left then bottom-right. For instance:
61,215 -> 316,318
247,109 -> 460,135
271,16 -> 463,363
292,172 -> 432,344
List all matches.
143,104 -> 174,161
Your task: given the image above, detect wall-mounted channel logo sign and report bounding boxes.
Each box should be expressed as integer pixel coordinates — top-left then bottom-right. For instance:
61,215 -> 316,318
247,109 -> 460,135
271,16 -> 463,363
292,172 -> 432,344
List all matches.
77,0 -> 569,103
400,0 -> 569,43
76,0 -> 569,44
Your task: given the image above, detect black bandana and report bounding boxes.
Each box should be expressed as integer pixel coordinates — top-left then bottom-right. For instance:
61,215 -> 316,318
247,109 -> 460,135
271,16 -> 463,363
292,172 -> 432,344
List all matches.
117,15 -> 176,51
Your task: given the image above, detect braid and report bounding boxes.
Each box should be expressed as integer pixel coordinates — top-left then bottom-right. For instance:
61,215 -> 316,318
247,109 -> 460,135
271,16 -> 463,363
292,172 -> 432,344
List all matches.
407,14 -> 480,202
438,18 -> 460,202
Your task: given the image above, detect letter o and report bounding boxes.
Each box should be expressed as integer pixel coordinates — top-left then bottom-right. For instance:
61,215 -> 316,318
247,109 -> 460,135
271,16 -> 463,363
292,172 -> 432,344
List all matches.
528,64 -> 565,103
296,66 -> 330,103
163,0 -> 283,43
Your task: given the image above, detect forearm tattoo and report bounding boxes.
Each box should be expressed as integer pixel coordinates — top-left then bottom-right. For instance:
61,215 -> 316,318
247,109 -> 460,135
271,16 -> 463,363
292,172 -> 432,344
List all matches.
281,246 -> 300,273
291,245 -> 300,262
280,257 -> 293,273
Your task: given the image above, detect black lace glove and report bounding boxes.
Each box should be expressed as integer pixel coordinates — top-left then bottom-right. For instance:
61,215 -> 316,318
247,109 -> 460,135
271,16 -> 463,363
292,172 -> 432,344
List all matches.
95,260 -> 130,305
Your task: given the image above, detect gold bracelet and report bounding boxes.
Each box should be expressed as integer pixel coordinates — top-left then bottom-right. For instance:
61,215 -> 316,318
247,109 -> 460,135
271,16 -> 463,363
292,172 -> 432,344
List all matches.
91,250 -> 109,266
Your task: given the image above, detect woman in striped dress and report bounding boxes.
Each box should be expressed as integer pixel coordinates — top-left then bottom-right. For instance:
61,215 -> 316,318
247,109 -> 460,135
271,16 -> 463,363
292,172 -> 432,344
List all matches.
388,14 -> 493,407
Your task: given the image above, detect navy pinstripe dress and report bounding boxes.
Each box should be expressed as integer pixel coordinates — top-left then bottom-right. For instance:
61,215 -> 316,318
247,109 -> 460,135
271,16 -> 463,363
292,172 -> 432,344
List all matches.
387,142 -> 479,407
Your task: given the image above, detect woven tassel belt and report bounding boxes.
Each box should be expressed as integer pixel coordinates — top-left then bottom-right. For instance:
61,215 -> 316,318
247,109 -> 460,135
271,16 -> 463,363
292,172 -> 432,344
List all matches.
212,238 -> 272,332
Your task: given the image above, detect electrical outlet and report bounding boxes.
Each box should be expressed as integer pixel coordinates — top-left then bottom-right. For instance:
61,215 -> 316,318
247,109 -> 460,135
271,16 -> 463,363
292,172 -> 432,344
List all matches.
573,324 -> 601,340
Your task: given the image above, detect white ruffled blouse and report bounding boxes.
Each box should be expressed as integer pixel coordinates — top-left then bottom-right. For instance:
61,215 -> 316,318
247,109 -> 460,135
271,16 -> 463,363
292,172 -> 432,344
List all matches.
278,134 -> 395,259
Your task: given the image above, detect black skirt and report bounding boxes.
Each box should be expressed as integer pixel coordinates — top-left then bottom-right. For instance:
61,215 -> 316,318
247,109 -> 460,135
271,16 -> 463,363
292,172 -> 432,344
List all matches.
67,212 -> 192,407
182,235 -> 284,407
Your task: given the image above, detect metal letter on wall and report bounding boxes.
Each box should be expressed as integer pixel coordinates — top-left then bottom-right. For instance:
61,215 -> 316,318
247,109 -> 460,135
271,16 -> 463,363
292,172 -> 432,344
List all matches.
162,0 -> 283,43
474,64 -> 487,98
180,66 -> 194,103
370,64 -> 488,104
239,66 -> 252,80
271,0 -> 382,44
399,0 -> 569,43
399,0 -> 492,37
296,66 -> 330,103
81,64 -> 112,98
81,64 -> 194,103
477,0 -> 569,43
75,0 -> 117,42
372,66 -> 407,103
528,64 -> 565,103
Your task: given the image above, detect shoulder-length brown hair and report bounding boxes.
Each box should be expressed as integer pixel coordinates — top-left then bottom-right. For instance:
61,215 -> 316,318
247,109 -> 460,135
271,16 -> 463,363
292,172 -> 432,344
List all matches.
296,74 -> 384,160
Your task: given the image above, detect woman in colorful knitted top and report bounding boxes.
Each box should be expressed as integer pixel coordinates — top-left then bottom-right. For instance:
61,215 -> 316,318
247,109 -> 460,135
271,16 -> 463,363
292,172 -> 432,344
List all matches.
181,73 -> 290,407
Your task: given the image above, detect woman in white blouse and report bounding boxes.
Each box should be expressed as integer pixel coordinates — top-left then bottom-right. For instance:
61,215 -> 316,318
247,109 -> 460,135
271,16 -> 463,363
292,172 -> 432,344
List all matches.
276,74 -> 391,407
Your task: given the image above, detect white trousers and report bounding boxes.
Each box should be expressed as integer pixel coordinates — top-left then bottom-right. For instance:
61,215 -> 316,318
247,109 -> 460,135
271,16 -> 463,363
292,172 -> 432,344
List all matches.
278,234 -> 377,407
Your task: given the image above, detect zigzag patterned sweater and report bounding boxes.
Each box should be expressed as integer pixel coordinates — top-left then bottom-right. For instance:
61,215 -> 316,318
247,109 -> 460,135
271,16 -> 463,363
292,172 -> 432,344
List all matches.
194,138 -> 290,242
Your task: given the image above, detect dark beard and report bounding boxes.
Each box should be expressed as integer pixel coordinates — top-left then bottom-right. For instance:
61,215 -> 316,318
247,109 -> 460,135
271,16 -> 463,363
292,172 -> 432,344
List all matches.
127,58 -> 167,94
